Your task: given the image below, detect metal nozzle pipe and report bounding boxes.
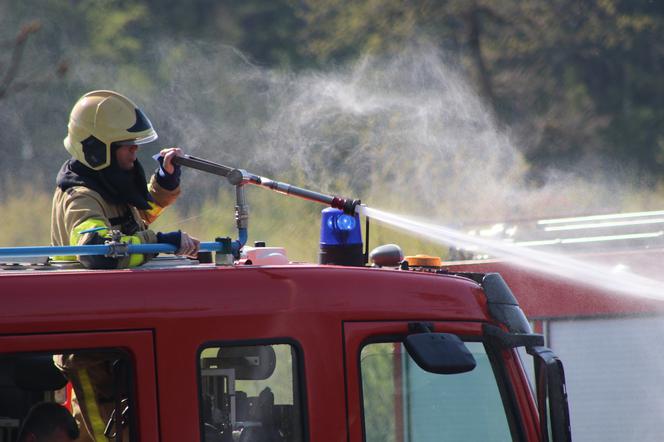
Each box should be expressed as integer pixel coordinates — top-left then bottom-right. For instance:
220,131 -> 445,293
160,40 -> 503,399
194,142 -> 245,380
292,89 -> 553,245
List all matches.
252,177 -> 360,214
173,154 -> 361,213
235,185 -> 249,230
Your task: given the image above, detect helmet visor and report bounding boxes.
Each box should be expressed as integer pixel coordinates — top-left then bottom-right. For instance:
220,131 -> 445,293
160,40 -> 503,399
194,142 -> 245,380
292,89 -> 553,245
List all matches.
115,132 -> 158,147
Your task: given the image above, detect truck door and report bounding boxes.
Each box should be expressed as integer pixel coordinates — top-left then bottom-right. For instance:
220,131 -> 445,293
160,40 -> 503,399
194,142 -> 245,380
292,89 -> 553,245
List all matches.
344,321 -> 539,442
0,330 -> 159,442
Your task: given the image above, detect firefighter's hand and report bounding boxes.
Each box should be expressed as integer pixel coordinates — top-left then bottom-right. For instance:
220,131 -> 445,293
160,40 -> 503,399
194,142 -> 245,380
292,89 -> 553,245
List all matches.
177,232 -> 200,258
160,147 -> 183,175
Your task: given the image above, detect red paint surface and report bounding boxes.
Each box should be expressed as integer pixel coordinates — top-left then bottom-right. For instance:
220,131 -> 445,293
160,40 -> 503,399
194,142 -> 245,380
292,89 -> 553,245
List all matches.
444,248 -> 664,319
1,263 -> 541,441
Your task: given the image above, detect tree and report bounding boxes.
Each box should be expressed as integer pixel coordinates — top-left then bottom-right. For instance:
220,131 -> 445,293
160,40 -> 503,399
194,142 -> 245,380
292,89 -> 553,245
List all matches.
295,0 -> 664,178
0,20 -> 67,99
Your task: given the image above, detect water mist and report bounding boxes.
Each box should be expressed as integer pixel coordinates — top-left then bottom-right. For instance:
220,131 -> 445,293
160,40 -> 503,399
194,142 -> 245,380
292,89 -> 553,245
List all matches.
361,206 -> 664,301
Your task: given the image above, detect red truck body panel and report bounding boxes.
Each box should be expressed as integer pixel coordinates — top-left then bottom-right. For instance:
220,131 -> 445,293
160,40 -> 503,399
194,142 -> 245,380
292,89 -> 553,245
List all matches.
444,249 -> 664,319
0,263 -> 543,441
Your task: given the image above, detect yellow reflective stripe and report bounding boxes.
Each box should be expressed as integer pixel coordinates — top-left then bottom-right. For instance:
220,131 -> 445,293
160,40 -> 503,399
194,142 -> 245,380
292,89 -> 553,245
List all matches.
123,235 -> 145,267
78,368 -> 107,441
70,218 -> 109,246
55,219 -> 110,262
52,255 -> 77,262
68,218 -> 147,267
145,201 -> 163,218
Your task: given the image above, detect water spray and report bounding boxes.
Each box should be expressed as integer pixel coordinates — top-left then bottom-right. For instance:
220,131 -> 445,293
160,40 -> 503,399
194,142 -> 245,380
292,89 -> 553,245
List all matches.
360,206 -> 664,301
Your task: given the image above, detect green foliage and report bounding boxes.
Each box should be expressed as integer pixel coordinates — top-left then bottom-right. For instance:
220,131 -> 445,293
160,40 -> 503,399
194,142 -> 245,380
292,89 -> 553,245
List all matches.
79,0 -> 149,62
1,0 -> 663,249
26,0 -> 151,64
0,180 -> 453,262
152,187 -> 327,263
296,0 -> 664,177
3,0 -> 663,179
0,186 -> 51,246
361,343 -> 396,442
296,0 -> 421,64
143,0 -> 306,68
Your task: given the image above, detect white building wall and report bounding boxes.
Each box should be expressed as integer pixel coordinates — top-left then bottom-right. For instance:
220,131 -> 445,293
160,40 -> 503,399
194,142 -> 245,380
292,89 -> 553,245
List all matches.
548,316 -> 664,441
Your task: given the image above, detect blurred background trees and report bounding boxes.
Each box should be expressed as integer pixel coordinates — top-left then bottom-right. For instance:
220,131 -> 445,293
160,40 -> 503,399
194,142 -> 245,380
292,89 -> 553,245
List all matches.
2,0 -> 661,177
296,0 -> 664,178
0,0 -> 662,257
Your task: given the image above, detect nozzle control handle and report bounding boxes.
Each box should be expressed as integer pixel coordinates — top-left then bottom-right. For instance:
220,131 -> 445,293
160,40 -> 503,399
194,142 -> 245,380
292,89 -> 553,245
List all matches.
172,155 -> 233,178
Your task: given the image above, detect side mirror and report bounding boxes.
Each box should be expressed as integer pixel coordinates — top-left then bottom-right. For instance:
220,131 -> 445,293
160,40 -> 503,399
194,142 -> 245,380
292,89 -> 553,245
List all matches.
404,333 -> 476,374
527,346 -> 572,442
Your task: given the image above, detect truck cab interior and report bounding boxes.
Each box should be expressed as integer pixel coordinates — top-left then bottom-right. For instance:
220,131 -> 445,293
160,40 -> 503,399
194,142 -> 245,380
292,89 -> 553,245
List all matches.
199,344 -> 304,442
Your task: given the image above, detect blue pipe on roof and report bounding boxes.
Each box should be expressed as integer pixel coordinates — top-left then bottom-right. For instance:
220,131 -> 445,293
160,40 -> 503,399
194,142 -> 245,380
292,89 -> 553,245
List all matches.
0,242 -> 228,259
231,227 -> 248,259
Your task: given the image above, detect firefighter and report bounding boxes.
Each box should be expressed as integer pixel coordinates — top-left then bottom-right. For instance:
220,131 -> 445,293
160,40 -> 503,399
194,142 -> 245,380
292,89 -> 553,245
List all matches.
53,354 -> 127,442
51,90 -> 199,268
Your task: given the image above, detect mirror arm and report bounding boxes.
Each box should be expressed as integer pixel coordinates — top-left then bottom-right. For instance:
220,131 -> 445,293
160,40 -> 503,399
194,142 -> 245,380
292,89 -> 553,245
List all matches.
483,324 -> 544,348
408,322 -> 434,334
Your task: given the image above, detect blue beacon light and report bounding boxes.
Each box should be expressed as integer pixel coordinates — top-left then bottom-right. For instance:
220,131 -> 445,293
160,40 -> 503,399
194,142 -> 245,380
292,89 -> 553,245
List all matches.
319,208 -> 364,266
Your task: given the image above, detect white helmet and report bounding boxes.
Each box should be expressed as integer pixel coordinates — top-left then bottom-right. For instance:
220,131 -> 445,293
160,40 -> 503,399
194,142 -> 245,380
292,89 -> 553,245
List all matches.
64,90 -> 157,170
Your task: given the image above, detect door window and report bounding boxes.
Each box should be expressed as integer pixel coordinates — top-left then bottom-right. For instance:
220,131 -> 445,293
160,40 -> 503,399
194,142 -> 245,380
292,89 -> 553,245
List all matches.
361,341 -> 512,442
0,349 -> 135,442
198,342 -> 305,442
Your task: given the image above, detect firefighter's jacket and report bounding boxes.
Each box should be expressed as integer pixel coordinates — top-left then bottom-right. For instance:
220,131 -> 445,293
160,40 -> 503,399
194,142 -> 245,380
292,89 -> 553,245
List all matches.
51,173 -> 180,268
54,353 -> 129,442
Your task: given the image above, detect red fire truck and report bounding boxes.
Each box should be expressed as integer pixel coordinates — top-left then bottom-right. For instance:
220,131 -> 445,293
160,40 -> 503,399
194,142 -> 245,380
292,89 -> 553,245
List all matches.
0,253 -> 572,442
0,157 -> 571,442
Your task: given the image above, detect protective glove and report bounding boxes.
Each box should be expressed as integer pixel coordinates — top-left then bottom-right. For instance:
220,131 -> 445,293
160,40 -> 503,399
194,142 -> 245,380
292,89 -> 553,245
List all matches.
152,153 -> 181,190
157,230 -> 182,247
157,230 -> 200,257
